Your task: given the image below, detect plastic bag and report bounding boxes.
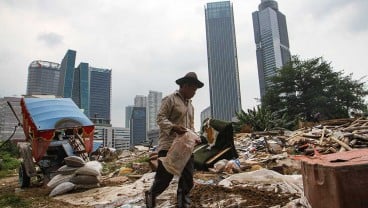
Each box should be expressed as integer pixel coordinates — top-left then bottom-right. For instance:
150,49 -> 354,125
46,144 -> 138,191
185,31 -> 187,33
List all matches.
160,130 -> 200,176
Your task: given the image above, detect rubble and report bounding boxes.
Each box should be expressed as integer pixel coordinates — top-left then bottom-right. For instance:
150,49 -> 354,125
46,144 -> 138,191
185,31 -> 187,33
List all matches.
13,117 -> 368,207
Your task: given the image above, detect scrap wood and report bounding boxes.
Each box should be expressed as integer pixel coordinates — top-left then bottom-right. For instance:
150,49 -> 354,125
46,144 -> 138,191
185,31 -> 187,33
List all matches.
330,136 -> 353,151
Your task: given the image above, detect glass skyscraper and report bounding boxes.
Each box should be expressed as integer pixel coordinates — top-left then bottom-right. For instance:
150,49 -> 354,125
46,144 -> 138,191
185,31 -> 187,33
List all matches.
130,107 -> 146,145
26,60 -> 60,96
205,1 -> 242,121
252,0 -> 291,98
58,49 -> 76,98
73,62 -> 90,116
89,67 -> 112,125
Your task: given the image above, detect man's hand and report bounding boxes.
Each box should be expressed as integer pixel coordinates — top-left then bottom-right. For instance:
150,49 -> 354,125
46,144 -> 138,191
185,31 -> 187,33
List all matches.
171,125 -> 187,135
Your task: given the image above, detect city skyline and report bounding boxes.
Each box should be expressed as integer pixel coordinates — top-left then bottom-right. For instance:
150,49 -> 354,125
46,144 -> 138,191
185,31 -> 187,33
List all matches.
1,0 -> 367,130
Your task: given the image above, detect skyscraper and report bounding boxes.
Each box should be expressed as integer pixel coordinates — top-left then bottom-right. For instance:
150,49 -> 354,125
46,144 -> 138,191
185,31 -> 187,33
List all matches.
205,1 -> 242,121
134,95 -> 147,107
252,0 -> 291,98
58,49 -> 76,98
147,90 -> 162,130
130,107 -> 146,145
125,105 -> 134,128
27,60 -> 60,96
89,67 -> 112,126
72,62 -> 90,116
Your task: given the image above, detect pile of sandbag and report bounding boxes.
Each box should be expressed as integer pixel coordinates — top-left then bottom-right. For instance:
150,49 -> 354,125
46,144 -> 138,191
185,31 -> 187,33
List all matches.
47,156 -> 102,197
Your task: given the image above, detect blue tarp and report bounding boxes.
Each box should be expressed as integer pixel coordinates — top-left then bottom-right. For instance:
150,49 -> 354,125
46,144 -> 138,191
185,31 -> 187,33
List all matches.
23,98 -> 93,131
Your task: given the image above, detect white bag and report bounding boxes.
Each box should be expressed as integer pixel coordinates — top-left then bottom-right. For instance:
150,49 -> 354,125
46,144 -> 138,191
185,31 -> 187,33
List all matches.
160,130 -> 200,176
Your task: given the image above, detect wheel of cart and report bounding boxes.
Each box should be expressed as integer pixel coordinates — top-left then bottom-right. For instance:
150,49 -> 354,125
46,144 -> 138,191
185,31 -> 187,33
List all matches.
17,97 -> 95,187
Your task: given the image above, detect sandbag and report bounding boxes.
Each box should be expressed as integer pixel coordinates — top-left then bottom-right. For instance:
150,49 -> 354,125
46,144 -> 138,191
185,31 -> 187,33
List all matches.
47,174 -> 74,189
57,165 -> 78,175
75,161 -> 102,176
64,156 -> 85,167
70,175 -> 100,185
75,183 -> 100,189
160,130 -> 200,176
49,182 -> 75,197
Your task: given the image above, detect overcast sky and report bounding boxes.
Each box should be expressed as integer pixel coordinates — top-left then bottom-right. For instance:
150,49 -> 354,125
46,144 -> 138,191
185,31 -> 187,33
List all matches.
1,0 -> 367,130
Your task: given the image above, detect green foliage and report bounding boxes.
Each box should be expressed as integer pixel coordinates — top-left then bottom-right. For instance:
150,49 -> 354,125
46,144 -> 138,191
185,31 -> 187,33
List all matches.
262,56 -> 368,121
0,142 -> 20,178
0,194 -> 29,208
234,106 -> 295,132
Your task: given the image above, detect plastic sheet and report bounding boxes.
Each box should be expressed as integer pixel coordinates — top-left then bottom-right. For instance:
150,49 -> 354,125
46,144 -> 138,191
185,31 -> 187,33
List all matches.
160,130 -> 200,176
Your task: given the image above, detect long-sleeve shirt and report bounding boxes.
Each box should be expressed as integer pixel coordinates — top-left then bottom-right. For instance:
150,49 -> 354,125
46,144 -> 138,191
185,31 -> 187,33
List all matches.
156,90 -> 194,152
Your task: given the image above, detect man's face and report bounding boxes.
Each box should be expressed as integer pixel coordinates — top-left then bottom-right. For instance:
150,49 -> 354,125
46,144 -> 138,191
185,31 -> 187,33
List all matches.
182,83 -> 198,99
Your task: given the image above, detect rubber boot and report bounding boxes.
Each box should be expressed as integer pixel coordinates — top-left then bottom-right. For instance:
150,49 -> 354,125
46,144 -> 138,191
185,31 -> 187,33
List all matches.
145,190 -> 156,208
177,189 -> 191,208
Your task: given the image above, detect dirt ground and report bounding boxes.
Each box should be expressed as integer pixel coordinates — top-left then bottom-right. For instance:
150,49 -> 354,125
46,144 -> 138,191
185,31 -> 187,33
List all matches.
0,172 -> 298,208
0,175 -> 92,208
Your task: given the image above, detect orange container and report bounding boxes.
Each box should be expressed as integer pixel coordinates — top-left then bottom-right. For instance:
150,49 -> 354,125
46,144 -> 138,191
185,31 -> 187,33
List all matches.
300,149 -> 368,208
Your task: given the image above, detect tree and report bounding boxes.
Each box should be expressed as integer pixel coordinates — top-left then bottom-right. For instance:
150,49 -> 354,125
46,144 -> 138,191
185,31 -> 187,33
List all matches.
262,56 -> 368,121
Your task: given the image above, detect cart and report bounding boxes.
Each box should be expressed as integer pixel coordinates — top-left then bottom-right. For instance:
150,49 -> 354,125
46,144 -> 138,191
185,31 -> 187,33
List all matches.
17,97 -> 94,187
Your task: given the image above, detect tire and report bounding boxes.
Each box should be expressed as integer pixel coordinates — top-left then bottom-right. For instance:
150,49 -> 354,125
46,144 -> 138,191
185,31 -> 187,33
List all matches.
19,162 -> 30,188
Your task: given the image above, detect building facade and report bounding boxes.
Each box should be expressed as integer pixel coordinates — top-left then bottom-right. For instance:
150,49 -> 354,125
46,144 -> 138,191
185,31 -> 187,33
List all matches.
58,49 -> 76,98
89,67 -> 112,126
125,105 -> 134,128
205,1 -> 242,122
147,90 -> 162,130
94,126 -> 130,150
130,107 -> 146,146
72,63 -> 90,116
200,106 -> 212,125
252,0 -> 291,98
26,60 -> 60,96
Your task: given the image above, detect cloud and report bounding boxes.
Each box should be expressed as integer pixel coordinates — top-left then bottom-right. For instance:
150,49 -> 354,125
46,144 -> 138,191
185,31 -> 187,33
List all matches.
37,32 -> 63,47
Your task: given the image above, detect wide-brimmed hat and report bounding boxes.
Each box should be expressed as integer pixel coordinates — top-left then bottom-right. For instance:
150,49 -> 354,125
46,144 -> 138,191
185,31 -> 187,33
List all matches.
175,72 -> 204,88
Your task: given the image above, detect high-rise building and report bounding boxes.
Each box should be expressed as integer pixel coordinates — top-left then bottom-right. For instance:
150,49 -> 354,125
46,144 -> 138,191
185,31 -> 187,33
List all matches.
58,49 -> 76,98
252,0 -> 291,98
89,67 -> 112,126
26,60 -> 60,96
205,1 -> 242,121
147,90 -> 162,130
134,95 -> 147,107
125,105 -> 134,128
130,107 -> 146,146
72,63 -> 90,116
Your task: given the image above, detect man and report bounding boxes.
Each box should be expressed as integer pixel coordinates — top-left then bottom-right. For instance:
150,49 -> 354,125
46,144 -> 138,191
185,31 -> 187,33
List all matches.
145,72 -> 204,208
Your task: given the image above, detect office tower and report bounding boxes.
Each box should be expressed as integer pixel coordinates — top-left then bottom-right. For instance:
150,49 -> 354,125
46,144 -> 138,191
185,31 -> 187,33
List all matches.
252,0 -> 291,98
125,105 -> 134,128
89,67 -> 112,126
134,95 -> 147,107
72,63 -> 90,116
58,49 -> 76,98
130,107 -> 146,145
26,60 -> 60,96
147,90 -> 162,130
205,1 -> 242,121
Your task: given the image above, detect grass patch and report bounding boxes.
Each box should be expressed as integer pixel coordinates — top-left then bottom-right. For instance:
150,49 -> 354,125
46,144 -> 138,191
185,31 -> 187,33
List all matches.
0,194 -> 29,208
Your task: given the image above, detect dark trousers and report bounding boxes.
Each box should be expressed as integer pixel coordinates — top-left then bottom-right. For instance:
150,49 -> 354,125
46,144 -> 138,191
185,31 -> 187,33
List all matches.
150,150 -> 194,198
